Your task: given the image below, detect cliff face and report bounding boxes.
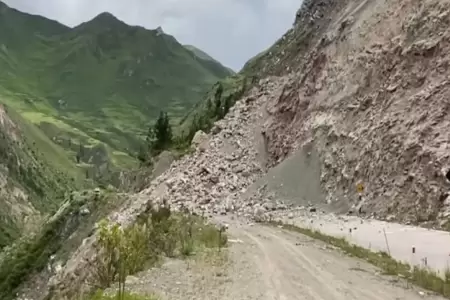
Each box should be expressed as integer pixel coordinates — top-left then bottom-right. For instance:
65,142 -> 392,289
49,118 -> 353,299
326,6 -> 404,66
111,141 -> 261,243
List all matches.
0,104 -> 74,249
0,104 -> 40,247
247,0 -> 450,226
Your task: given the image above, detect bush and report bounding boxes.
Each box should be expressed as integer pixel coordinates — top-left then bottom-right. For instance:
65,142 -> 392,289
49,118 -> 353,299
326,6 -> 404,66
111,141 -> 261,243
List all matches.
89,207 -> 228,298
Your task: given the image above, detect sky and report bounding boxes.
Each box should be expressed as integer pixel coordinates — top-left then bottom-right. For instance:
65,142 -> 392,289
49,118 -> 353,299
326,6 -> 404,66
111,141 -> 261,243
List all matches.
3,0 -> 302,71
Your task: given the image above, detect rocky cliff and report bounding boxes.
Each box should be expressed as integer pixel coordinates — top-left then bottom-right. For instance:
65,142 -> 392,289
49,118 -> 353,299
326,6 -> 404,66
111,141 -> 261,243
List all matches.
245,0 -> 450,226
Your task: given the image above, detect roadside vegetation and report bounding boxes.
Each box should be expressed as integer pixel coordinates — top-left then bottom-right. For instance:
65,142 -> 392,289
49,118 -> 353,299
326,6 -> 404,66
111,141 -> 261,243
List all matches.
0,189 -> 127,300
82,205 -> 227,300
267,221 -> 450,298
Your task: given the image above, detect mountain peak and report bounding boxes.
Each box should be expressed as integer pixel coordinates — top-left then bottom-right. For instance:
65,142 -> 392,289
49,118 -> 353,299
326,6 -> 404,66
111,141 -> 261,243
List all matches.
91,11 -> 122,24
75,11 -> 126,32
94,12 -> 117,21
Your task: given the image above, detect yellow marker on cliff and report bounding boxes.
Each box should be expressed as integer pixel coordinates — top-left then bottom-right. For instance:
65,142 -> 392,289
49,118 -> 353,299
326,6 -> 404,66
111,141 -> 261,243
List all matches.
356,182 -> 364,193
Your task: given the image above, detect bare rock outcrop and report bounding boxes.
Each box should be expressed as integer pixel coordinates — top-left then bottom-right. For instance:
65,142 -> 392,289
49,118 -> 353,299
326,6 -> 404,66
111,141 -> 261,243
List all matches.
259,0 -> 450,226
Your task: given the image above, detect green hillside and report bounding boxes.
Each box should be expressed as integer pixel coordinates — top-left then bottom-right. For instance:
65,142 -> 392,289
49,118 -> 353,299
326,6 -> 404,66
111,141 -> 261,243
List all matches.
184,44 -> 235,75
0,1 -> 233,172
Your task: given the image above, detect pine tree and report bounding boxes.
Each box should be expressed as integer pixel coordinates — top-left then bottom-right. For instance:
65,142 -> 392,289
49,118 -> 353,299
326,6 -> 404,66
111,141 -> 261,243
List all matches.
149,111 -> 173,154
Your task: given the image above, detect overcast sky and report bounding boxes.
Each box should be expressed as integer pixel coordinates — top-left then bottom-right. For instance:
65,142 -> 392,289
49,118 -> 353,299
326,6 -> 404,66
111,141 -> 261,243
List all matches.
3,0 -> 301,71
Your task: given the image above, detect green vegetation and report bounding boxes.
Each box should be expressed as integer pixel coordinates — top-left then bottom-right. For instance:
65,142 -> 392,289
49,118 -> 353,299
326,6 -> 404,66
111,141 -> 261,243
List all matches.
174,75 -> 250,148
0,1 -> 233,171
0,189 -> 128,300
84,205 -> 227,300
138,111 -> 173,165
0,1 -> 235,249
184,44 -> 235,75
136,74 -> 251,163
267,221 -> 450,298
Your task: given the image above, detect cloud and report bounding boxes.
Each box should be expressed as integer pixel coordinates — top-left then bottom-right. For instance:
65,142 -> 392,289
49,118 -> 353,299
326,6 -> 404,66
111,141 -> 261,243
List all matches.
3,0 -> 302,70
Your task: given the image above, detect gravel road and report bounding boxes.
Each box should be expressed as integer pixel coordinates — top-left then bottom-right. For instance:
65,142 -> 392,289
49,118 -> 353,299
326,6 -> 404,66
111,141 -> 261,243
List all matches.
125,218 -> 444,300
275,211 -> 450,274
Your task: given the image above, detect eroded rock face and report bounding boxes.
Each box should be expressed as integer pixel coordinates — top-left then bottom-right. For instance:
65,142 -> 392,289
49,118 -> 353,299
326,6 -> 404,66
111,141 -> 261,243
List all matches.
259,0 -> 450,225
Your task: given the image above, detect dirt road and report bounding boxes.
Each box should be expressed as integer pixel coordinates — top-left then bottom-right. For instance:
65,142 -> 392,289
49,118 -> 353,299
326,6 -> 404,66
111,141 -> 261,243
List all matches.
223,221 -> 443,300
276,212 -> 450,274
128,218 -> 444,300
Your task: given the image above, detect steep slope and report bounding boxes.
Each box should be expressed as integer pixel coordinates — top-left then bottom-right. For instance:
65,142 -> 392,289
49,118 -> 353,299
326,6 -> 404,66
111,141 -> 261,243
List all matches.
240,0 -> 450,226
0,104 -> 80,249
0,1 -> 232,171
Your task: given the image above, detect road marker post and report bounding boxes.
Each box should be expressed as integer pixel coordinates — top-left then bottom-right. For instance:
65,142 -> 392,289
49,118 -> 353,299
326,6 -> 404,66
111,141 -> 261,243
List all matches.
382,229 -> 391,256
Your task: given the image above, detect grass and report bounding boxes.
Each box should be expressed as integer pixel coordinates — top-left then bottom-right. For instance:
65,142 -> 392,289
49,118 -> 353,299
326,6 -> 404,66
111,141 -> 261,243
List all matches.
0,1 -> 234,173
267,220 -> 450,298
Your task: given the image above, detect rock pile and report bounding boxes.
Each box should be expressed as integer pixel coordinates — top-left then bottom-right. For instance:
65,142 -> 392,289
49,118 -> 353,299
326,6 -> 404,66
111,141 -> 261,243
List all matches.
112,78 -> 294,227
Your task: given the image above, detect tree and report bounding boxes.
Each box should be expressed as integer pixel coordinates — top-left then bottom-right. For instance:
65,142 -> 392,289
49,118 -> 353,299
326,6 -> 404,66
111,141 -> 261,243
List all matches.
206,98 -> 213,116
223,95 -> 233,116
214,83 -> 223,100
137,144 -> 151,165
214,96 -> 222,119
147,111 -> 173,155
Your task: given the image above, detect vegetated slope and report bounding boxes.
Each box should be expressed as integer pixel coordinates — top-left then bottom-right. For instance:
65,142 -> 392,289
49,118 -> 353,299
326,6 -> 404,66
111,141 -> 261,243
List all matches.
0,1 -> 234,172
0,189 -> 130,300
184,44 -> 236,75
0,103 -> 80,249
177,74 -> 249,141
240,0 -> 450,227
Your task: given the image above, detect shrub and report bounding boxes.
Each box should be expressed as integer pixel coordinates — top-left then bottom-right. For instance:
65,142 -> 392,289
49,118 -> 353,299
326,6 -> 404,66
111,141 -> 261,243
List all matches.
89,208 -> 228,299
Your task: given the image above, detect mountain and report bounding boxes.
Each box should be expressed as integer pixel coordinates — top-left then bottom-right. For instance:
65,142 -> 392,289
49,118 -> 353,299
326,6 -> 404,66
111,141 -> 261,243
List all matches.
184,44 -> 235,74
0,1 -> 233,247
0,1 -> 233,172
